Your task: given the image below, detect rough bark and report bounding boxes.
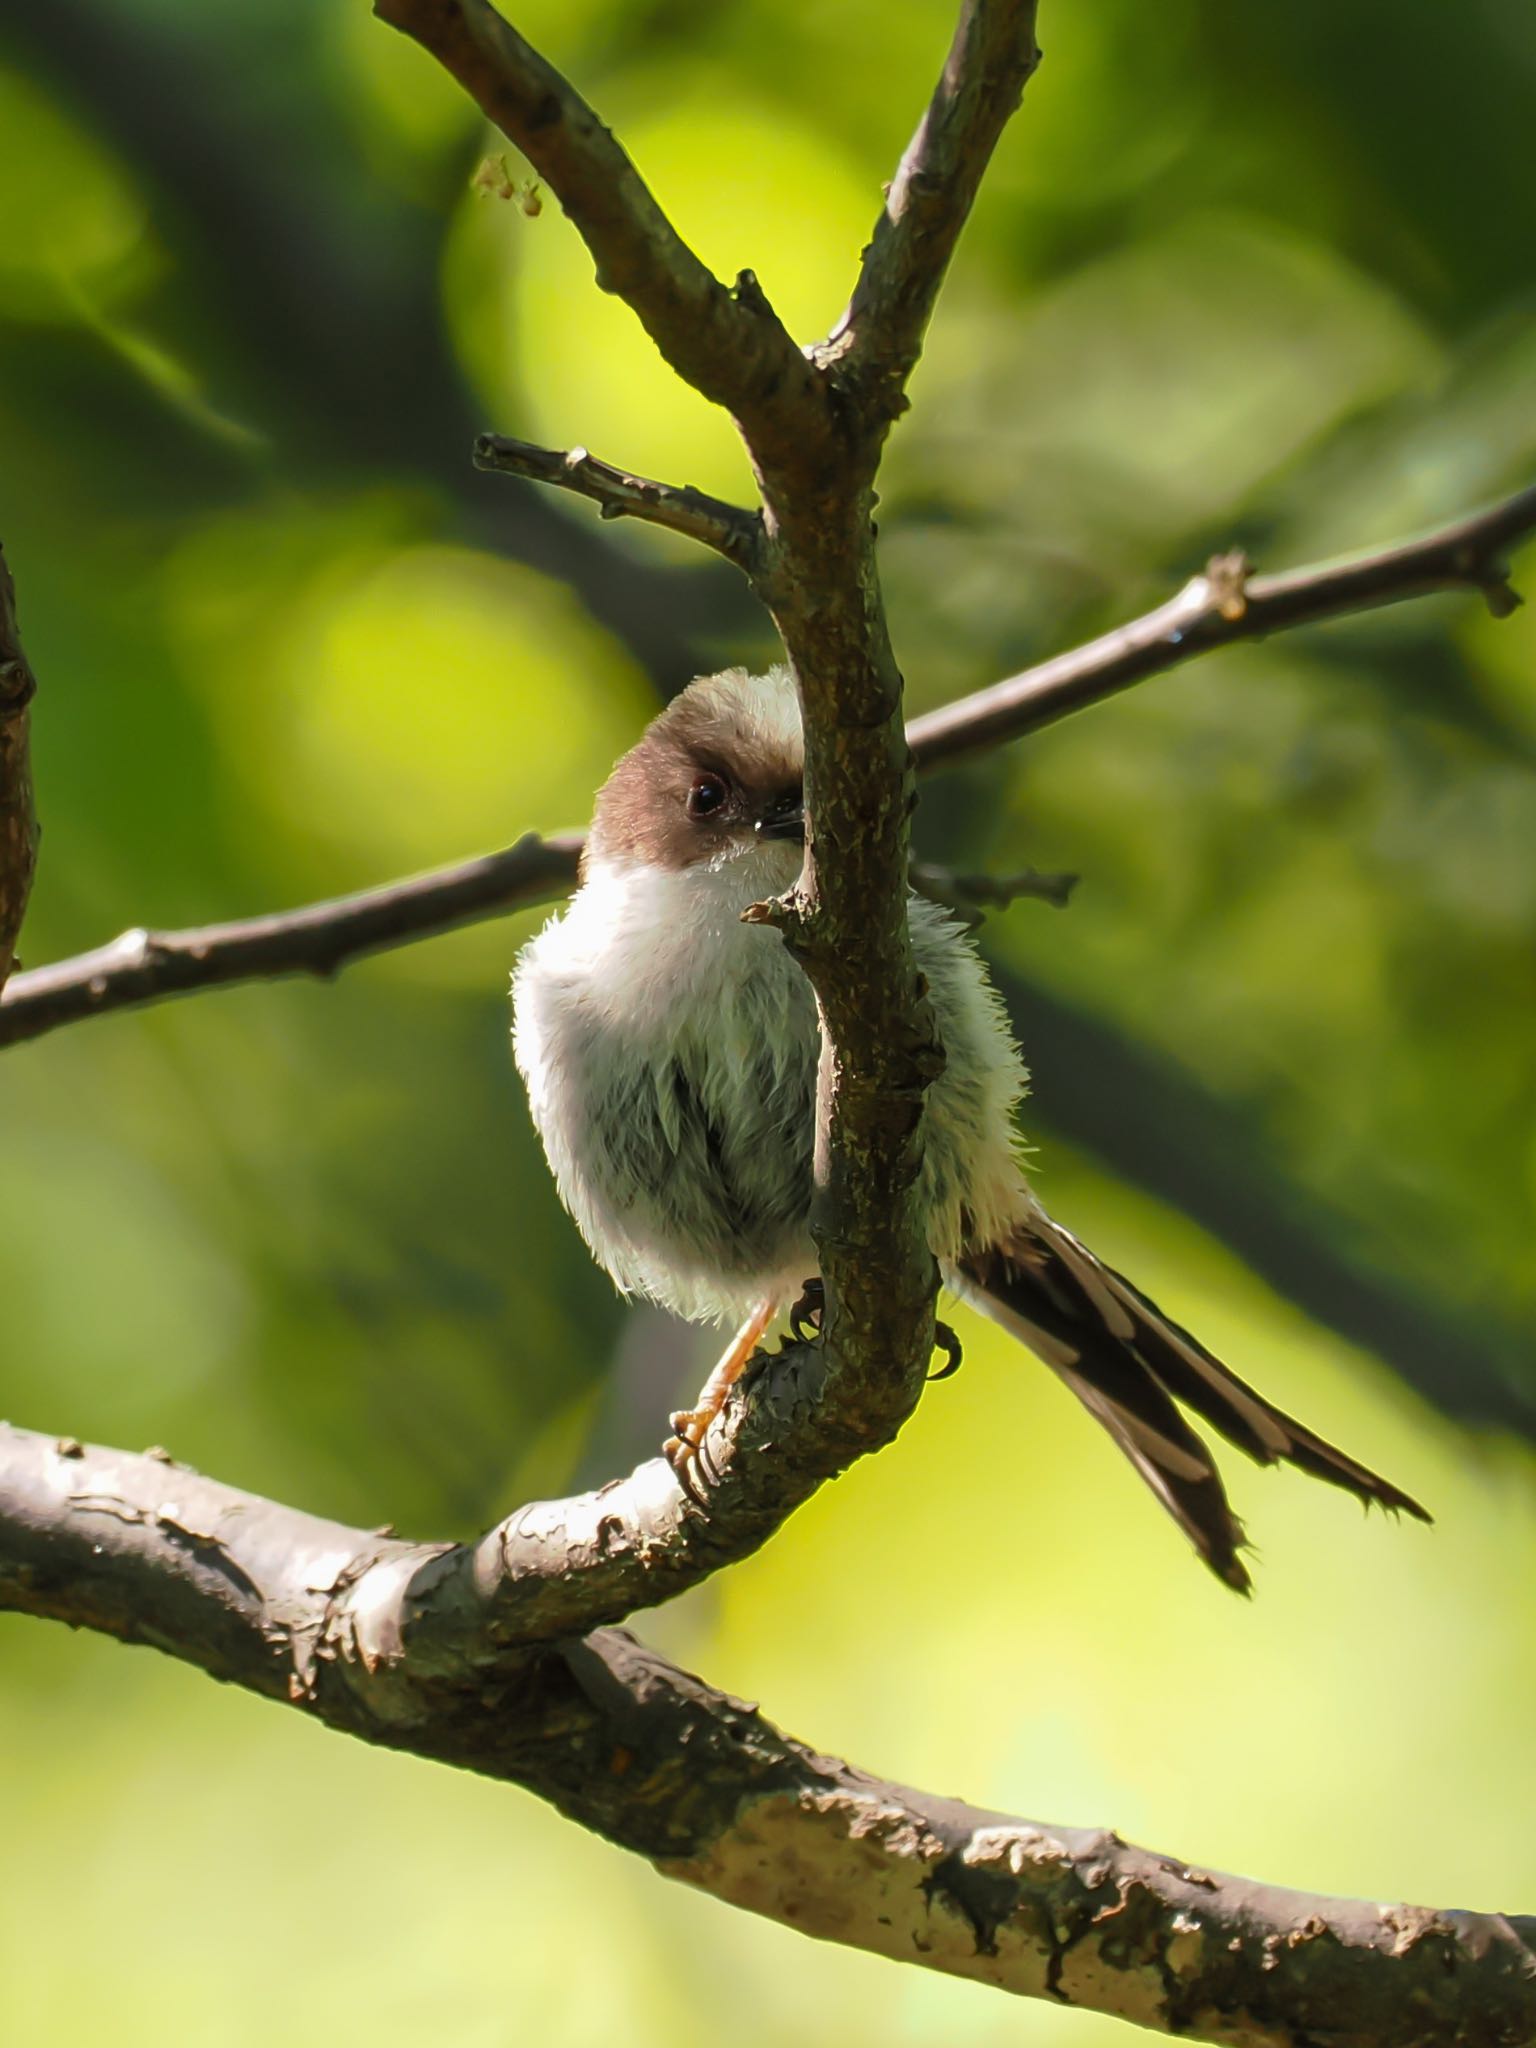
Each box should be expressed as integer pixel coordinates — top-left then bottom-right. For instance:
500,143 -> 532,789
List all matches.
3,1423 -> 1531,2048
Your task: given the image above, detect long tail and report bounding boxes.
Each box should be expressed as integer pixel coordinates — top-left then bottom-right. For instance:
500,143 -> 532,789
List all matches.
953,1213 -> 1430,1592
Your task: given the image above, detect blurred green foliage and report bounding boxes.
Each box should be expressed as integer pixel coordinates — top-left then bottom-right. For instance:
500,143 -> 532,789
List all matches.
1,2 -> 1533,2044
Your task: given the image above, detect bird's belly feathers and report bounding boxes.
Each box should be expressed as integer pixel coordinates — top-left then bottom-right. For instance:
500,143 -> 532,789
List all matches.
513,858 -> 1031,1322
514,874 -> 821,1320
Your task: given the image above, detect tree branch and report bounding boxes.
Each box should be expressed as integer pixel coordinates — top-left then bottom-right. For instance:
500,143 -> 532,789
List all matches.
0,542 -> 40,992
823,1 -> 1042,427
371,0 -> 1048,1482
910,857 -> 1078,919
0,833 -> 583,1049
372,0 -> 830,472
906,487 -> 1536,770
5,484 -> 1529,1050
2,1421 -> 1530,2047
473,433 -> 763,572
6,14 -> 1534,2035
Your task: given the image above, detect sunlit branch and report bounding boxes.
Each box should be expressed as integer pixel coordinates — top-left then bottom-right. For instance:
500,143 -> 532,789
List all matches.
824,0 -> 1042,427
372,0 -> 827,461
5,484 -> 1530,1050
473,434 -> 763,573
0,542 -> 40,991
2,1419 -> 1531,2048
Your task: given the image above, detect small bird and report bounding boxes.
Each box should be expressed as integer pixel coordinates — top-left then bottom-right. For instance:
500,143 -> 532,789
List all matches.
512,666 -> 1428,1587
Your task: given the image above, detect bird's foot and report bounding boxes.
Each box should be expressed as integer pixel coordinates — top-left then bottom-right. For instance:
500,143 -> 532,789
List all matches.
662,1296 -> 778,1509
663,1411 -> 720,1506
928,1319 -> 963,1381
787,1275 -> 824,1343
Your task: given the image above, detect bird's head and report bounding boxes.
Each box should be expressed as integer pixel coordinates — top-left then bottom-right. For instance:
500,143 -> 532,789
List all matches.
587,666 -> 805,896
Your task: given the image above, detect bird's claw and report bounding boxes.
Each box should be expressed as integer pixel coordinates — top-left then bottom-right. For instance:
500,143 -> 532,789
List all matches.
927,1319 -> 963,1381
664,1410 -> 719,1506
787,1275 -> 824,1344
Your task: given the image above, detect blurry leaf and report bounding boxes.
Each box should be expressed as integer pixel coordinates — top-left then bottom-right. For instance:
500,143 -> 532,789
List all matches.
322,0 -> 480,171
61,272 -> 266,451
3,6 -> 1536,2043
0,65 -> 153,320
162,509 -> 653,920
912,212 -> 1441,545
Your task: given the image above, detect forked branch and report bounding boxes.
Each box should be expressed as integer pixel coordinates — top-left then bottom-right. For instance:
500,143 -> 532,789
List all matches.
373,0 -> 829,470
5,5 -> 1533,2037
377,0 -> 1049,1468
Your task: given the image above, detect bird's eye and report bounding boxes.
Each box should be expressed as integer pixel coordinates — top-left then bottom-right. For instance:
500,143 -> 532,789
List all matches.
686,775 -> 729,820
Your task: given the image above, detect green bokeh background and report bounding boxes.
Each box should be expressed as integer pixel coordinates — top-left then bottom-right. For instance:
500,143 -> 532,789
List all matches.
2,2 -> 1534,2042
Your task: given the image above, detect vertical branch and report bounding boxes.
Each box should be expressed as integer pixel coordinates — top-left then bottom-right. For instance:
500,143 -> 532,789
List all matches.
752,500 -> 943,1450
0,545 -> 39,991
377,0 -> 1046,1467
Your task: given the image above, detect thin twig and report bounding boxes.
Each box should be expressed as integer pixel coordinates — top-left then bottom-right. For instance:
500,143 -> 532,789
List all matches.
473,434 -> 763,573
0,542 -> 40,991
0,835 -> 581,1048
907,487 -> 1536,769
910,858 -> 1078,920
2,1419 -> 1531,2048
5,485 -> 1530,1050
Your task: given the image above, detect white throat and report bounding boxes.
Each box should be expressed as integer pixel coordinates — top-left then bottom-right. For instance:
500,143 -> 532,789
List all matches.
537,843 -> 804,1040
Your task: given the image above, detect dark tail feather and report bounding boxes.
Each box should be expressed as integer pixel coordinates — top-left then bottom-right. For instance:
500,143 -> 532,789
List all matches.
955,1214 -> 1430,1592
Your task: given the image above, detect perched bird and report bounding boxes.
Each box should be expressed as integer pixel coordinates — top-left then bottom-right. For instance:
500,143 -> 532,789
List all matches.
512,666 -> 1428,1587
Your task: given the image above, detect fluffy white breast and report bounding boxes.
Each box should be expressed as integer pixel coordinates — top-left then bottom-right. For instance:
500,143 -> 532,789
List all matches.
512,845 -> 818,1319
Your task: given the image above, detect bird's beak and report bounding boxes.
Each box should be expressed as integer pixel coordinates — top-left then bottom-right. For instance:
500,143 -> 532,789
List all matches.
755,797 -> 805,844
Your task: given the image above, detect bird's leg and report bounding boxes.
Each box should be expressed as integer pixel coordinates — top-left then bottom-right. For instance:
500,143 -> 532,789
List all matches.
664,1296 -> 778,1500
928,1319 -> 964,1380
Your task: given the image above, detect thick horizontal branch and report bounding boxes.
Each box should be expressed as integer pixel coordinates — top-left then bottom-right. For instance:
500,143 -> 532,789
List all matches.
5,484 -> 1529,1051
373,0 -> 828,465
2,1422 -> 1530,2047
825,0 -> 1041,426
0,542 -> 40,990
0,1319 -> 840,1682
907,485 -> 1536,770
473,433 -> 763,573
